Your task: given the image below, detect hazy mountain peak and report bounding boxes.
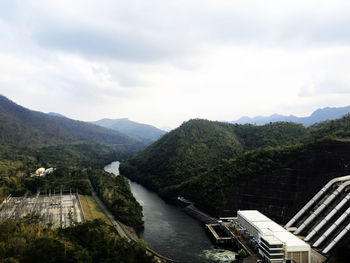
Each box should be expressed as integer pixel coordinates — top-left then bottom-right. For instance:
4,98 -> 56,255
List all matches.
0,96 -> 140,147
232,105 -> 350,126
92,118 -> 166,144
48,112 -> 66,118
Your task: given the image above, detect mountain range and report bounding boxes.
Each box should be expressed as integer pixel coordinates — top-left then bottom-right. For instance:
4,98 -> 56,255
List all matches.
92,118 -> 166,144
1,94 -> 350,261
0,95 -> 140,147
233,105 -> 350,126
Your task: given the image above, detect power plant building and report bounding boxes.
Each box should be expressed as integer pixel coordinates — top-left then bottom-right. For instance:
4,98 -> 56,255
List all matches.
237,210 -> 310,263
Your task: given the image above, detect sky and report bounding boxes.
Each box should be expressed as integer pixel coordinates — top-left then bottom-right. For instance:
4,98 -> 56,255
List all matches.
1,0 -> 350,129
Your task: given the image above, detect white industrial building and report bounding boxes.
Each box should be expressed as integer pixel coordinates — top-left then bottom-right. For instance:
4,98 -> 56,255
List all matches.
237,210 -> 310,263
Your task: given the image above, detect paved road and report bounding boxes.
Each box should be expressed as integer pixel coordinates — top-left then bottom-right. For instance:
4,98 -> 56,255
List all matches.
91,190 -> 177,263
91,190 -> 129,238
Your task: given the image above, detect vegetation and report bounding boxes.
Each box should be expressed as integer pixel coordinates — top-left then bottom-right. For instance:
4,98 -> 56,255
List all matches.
0,94 -> 145,199
0,217 -> 156,263
0,95 -> 142,147
121,116 -> 350,216
89,170 -> 144,229
0,95 -> 154,261
122,119 -> 244,191
237,249 -> 247,259
120,119 -> 311,210
92,118 -> 166,144
219,121 -> 309,150
78,195 -> 111,225
0,143 -> 140,197
0,146 -> 144,230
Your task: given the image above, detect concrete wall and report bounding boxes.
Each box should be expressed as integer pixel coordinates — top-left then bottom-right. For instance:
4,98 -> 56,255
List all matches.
286,251 -> 309,263
237,213 -> 260,240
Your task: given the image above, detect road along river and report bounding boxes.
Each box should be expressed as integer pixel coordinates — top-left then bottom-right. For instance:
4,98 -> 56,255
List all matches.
104,161 -> 237,263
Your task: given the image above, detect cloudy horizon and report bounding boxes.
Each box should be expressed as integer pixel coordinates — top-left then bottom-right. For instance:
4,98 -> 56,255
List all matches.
1,0 -> 350,128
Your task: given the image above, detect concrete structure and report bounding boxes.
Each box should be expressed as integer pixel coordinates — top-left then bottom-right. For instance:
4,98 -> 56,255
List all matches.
0,190 -> 84,228
205,223 -> 235,244
45,168 -> 54,175
285,175 -> 350,254
237,210 -> 310,263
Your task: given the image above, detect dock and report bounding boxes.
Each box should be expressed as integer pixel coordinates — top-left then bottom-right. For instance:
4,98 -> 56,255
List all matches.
177,197 -> 218,224
205,223 -> 235,244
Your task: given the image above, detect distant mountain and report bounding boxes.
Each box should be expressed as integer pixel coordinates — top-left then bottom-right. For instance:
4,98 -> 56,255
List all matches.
47,112 -> 66,118
233,105 -> 350,126
92,118 -> 166,143
160,126 -> 173,132
0,95 -> 140,147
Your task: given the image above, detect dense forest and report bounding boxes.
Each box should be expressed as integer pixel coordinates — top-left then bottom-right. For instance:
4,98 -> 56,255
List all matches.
90,170 -> 143,229
120,116 -> 350,216
120,118 -> 311,204
0,217 -> 155,263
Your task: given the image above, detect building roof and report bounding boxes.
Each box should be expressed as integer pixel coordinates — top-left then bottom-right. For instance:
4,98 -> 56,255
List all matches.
262,235 -> 283,245
274,231 -> 310,252
238,210 -> 310,252
254,221 -> 286,233
238,210 -> 271,222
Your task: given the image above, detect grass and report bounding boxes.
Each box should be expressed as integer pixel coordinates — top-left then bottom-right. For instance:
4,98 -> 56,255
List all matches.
79,195 -> 112,225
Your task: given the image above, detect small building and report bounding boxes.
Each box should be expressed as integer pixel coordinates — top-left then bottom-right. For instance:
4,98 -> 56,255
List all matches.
44,168 -> 54,175
237,210 -> 310,263
35,167 -> 45,176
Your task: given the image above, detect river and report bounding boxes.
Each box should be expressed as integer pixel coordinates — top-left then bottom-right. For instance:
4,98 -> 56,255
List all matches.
104,161 -> 236,263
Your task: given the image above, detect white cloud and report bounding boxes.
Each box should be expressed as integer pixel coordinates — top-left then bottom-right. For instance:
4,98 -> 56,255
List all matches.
1,0 -> 350,128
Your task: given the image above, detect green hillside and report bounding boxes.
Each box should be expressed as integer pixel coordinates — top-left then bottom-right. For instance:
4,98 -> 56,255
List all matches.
0,95 -> 145,229
219,121 -> 309,150
92,118 -> 166,144
120,115 -> 350,216
120,119 -> 310,204
0,95 -> 140,147
122,119 -> 244,190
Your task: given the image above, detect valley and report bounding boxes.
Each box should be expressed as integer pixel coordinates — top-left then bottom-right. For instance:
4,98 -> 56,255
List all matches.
2,2 -> 350,262
1,95 -> 350,262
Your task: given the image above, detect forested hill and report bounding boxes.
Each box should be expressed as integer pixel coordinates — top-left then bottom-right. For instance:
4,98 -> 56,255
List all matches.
92,118 -> 166,144
120,119 -> 310,195
122,119 -> 244,188
120,116 -> 350,220
0,95 -> 140,147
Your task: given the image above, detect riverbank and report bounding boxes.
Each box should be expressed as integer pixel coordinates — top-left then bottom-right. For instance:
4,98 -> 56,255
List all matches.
91,188 -> 177,263
105,161 -> 238,263
183,204 -> 218,224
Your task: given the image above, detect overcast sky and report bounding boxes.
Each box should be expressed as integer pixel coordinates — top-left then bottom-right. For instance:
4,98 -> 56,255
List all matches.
1,0 -> 350,128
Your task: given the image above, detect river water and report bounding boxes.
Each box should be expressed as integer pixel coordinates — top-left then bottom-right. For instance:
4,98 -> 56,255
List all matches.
104,161 -> 236,263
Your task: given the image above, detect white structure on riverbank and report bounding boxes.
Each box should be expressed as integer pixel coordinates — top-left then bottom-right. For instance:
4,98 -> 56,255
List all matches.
237,210 -> 310,263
